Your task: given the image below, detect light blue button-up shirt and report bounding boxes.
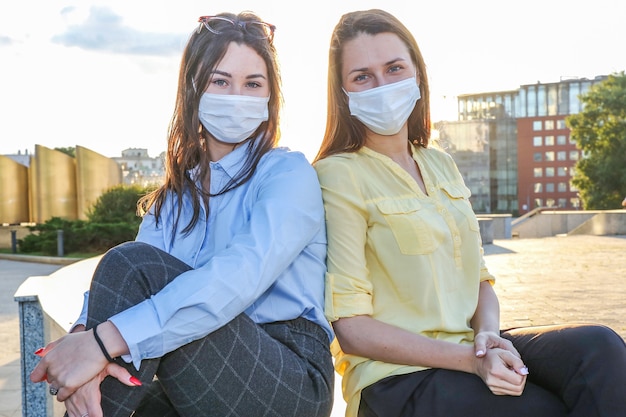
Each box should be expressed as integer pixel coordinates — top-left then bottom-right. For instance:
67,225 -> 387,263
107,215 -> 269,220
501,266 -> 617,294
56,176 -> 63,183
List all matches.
77,144 -> 332,369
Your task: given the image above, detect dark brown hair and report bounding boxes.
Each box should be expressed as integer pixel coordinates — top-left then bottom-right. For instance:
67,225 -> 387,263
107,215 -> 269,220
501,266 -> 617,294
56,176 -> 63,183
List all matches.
138,11 -> 282,236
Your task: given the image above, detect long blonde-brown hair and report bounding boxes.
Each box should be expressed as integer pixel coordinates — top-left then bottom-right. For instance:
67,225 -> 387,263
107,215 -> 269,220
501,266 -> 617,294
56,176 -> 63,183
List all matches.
314,9 -> 430,162
138,11 -> 282,236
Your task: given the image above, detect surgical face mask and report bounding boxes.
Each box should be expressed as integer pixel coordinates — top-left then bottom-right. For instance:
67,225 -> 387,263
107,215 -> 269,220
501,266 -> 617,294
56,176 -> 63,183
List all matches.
198,93 -> 270,144
344,77 -> 421,136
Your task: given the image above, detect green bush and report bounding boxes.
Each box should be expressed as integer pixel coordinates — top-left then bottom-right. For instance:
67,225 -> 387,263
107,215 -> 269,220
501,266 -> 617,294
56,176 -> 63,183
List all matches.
87,184 -> 153,225
18,184 -> 157,256
19,217 -> 88,255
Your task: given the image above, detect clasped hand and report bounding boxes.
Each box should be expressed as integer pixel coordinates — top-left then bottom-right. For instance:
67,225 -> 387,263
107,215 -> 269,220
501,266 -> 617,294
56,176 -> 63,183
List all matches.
473,331 -> 529,396
30,328 -> 139,416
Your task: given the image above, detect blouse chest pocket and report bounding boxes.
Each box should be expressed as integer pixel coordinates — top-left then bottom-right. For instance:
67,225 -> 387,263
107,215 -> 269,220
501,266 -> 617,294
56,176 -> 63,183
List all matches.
440,183 -> 480,233
375,199 -> 436,255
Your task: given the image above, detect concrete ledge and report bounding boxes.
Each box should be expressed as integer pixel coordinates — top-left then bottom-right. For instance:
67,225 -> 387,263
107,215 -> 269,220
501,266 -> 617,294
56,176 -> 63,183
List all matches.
476,214 -> 512,239
14,256 -> 100,417
512,209 -> 626,238
0,253 -> 82,265
478,218 -> 494,244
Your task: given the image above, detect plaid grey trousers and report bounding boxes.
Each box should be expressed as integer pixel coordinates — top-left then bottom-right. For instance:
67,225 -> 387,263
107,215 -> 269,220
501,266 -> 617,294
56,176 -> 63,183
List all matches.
85,241 -> 334,417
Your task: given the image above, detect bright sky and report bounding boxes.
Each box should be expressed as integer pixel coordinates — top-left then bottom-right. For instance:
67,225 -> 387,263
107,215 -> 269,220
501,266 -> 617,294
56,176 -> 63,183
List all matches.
2,0 -> 625,161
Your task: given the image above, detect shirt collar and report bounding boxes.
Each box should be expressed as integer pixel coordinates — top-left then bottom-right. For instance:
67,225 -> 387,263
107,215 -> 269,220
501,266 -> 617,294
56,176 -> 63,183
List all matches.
210,140 -> 253,178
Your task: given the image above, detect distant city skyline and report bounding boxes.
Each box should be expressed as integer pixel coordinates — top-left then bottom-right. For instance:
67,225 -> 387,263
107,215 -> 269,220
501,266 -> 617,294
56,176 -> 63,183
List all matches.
2,0 -> 625,161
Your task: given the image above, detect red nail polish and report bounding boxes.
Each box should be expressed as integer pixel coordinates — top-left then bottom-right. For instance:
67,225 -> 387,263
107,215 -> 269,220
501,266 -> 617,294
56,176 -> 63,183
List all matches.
129,376 -> 142,386
34,348 -> 44,356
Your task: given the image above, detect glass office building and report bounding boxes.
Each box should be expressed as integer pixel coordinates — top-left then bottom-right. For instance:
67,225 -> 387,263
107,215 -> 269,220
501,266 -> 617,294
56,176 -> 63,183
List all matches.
439,76 -> 607,214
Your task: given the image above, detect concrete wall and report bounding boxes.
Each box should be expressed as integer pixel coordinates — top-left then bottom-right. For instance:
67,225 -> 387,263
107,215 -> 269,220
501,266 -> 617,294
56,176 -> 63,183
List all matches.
476,214 -> 512,239
512,210 -> 626,238
568,210 -> 626,236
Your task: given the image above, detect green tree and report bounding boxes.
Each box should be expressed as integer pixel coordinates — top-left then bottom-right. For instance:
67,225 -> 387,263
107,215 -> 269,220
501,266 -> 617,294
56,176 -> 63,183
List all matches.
567,72 -> 626,209
54,147 -> 75,158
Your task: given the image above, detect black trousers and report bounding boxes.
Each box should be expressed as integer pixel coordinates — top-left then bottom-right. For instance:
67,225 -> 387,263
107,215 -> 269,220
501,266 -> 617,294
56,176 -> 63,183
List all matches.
81,241 -> 334,417
359,324 -> 626,417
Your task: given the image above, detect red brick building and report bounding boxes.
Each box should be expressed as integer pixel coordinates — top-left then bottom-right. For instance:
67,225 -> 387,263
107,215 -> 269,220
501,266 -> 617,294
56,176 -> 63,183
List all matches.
439,75 -> 607,215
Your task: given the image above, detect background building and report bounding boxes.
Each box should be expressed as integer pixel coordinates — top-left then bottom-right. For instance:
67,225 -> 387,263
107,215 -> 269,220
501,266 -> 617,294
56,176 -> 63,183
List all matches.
437,89 -> 518,213
515,76 -> 606,213
437,75 -> 607,214
0,145 -> 122,224
113,148 -> 165,187
0,154 -> 30,224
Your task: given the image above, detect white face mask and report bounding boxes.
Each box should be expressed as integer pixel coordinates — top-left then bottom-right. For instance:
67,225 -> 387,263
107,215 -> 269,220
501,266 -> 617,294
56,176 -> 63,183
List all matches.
199,93 -> 270,144
344,77 -> 421,136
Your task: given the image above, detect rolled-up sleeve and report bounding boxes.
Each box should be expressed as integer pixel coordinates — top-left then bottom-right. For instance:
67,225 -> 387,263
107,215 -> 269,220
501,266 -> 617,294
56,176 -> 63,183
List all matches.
315,157 -> 373,322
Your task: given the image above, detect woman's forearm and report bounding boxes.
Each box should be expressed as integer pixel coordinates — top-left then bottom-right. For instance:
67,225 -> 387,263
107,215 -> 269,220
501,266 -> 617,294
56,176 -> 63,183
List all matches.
470,281 -> 501,334
333,315 -> 477,374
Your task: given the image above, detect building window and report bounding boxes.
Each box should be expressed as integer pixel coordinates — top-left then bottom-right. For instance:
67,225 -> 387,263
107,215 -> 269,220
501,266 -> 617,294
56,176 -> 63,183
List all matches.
557,151 -> 567,161
534,183 -> 543,193
545,151 -> 555,161
533,120 -> 542,131
527,86 -> 537,117
558,182 -> 568,192
570,183 -> 578,192
518,88 -> 527,118
557,167 -> 568,176
535,198 -> 544,207
557,135 -> 567,145
544,120 -> 555,130
570,83 -> 581,113
546,198 -> 555,207
534,152 -> 542,162
534,167 -> 543,177
538,85 -> 547,116
546,183 -> 555,192
569,151 -> 579,160
548,84 -> 558,116
533,136 -> 542,146
558,198 -> 567,208
545,135 -> 555,146
556,119 -> 566,129
571,197 -> 580,209
546,167 -> 555,177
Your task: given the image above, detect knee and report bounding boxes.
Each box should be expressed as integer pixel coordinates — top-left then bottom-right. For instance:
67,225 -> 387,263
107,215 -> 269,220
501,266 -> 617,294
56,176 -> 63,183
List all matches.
108,240 -> 152,255
570,324 -> 625,359
94,241 -> 154,280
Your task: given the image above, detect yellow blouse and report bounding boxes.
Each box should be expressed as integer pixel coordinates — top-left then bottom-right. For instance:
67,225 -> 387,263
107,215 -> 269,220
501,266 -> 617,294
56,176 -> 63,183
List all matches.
314,145 -> 494,417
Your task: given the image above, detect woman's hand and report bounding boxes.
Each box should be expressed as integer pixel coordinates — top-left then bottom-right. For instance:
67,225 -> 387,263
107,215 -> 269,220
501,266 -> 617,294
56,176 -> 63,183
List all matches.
30,322 -> 131,402
474,331 -> 521,358
64,363 -> 141,417
473,347 -> 528,396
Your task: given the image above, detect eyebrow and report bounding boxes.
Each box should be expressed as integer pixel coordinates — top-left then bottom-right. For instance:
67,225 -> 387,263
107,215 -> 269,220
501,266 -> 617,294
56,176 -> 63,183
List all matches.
210,69 -> 267,80
347,57 -> 408,75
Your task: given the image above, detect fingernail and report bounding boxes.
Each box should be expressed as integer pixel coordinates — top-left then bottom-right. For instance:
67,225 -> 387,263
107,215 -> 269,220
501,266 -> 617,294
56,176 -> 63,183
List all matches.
519,366 -> 529,375
475,350 -> 485,356
34,348 -> 44,356
129,376 -> 142,386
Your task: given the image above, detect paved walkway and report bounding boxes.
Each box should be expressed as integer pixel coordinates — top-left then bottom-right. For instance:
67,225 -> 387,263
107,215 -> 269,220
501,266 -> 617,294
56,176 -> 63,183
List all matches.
1,234 -> 625,417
